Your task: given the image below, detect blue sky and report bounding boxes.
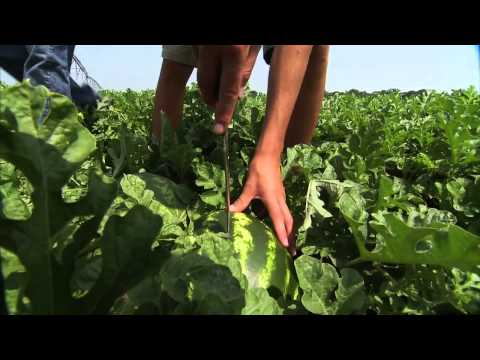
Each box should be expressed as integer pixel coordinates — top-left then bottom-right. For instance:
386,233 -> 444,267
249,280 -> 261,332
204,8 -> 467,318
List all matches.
1,45 -> 479,92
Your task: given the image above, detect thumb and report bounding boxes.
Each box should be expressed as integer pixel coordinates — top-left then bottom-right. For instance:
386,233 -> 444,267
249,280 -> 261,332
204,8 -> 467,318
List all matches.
230,186 -> 255,213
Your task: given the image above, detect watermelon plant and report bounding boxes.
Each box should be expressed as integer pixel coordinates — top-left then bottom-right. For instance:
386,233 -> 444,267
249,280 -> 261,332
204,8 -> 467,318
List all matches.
1,81 -> 479,315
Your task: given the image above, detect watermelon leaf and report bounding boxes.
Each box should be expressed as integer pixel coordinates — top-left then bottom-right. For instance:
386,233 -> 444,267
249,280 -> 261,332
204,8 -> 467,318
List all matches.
294,255 -> 367,314
242,288 -> 284,315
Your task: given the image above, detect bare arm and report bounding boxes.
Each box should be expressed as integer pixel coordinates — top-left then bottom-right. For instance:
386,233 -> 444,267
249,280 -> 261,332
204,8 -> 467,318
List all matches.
231,45 -> 314,254
254,46 -> 314,158
285,45 -> 329,147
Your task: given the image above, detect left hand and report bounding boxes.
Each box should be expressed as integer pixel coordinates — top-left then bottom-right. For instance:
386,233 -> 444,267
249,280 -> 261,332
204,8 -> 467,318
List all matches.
229,154 -> 296,256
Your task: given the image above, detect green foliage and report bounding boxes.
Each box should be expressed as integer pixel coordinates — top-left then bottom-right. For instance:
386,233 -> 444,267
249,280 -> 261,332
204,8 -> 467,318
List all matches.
1,82 -> 479,315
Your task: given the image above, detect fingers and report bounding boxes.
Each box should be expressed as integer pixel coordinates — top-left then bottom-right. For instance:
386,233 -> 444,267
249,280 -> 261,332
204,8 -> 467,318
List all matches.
279,200 -> 294,239
197,46 -> 256,134
213,46 -> 248,134
263,196 -> 289,248
279,200 -> 296,256
230,182 -> 255,213
197,47 -> 221,109
232,180 -> 296,255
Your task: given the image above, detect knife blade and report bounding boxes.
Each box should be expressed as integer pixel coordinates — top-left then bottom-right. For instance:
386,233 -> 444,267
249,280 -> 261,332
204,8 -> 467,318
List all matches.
223,126 -> 232,238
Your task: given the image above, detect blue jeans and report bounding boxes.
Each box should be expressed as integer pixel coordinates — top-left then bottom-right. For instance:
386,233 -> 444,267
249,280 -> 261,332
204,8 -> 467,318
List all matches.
0,46 -> 101,310
0,45 -> 99,109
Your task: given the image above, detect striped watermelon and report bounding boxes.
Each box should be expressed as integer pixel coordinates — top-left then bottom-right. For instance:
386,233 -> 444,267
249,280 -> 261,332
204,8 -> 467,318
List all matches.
199,211 -> 299,300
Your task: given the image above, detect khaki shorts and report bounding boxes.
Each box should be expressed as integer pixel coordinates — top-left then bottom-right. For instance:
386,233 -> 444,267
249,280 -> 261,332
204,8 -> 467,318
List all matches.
162,45 -> 275,67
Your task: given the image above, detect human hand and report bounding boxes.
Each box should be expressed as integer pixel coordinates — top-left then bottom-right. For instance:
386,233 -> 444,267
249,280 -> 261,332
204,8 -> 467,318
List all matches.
230,154 -> 296,256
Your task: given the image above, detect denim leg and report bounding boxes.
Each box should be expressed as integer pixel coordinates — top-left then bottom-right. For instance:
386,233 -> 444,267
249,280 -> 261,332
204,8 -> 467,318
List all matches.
23,45 -> 99,109
2,45 -> 99,113
24,45 -> 75,98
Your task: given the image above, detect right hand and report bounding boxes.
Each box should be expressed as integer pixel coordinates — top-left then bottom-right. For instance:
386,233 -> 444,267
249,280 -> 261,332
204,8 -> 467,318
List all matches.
196,45 -> 260,135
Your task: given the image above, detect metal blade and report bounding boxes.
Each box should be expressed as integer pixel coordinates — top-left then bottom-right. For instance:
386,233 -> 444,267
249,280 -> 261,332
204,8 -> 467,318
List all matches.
223,126 -> 232,238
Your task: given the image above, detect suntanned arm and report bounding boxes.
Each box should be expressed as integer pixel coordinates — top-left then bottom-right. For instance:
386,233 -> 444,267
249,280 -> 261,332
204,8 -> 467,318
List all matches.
231,45 -> 314,255
284,45 -> 329,147
254,46 -> 314,158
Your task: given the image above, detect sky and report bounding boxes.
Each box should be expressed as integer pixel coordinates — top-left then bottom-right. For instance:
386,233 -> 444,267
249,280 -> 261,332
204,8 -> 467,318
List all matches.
1,45 -> 479,92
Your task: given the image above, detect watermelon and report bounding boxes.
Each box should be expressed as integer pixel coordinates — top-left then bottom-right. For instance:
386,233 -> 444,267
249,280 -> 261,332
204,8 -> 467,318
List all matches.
199,211 -> 299,300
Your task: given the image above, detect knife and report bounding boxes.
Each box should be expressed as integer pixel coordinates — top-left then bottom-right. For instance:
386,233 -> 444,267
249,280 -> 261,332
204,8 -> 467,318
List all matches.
223,126 -> 232,238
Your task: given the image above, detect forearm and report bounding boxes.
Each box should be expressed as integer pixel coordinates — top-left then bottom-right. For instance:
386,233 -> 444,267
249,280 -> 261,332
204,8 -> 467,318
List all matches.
255,45 -> 313,160
284,45 -> 329,147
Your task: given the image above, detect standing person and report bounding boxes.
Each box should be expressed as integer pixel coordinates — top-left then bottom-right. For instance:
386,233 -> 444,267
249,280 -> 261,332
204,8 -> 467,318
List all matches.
151,45 -> 329,255
0,45 -> 100,112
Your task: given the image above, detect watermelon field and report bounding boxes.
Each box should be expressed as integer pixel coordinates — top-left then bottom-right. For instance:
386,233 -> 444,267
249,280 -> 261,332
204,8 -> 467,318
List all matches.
1,80 -> 479,315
